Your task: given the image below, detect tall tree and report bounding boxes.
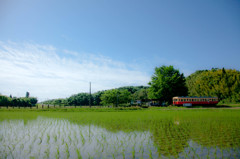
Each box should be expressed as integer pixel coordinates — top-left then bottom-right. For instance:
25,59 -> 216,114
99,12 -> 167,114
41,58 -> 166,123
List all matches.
100,89 -> 131,106
26,92 -> 30,98
186,68 -> 240,103
148,65 -> 188,104
132,88 -> 149,101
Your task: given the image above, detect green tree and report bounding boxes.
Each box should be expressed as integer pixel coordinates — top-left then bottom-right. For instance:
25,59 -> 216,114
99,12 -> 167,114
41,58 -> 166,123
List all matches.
100,89 -> 131,106
53,99 -> 63,106
67,93 -> 89,106
0,95 -> 11,106
186,68 -> 240,103
92,91 -> 104,105
26,92 -> 30,98
148,65 -> 188,104
29,97 -> 38,106
132,88 -> 149,101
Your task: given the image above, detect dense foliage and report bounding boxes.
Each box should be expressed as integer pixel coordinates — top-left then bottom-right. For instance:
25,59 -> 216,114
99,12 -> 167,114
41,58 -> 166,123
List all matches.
14,66 -> 240,106
0,95 -> 38,107
186,68 -> 240,103
148,65 -> 188,104
42,86 -> 149,106
100,89 -> 131,106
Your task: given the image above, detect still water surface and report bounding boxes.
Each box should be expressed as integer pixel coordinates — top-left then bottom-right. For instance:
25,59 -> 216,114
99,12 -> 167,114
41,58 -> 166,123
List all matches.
0,117 -> 239,159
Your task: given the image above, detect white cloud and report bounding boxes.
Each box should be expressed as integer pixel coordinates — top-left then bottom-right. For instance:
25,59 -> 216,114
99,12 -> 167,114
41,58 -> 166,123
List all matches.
0,41 -> 150,101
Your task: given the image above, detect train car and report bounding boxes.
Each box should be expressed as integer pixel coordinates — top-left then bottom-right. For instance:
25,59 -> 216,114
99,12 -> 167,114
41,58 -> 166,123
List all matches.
173,96 -> 218,106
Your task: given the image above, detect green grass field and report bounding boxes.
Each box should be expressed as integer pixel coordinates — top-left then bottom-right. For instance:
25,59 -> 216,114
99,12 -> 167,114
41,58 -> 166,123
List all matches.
0,108 -> 239,158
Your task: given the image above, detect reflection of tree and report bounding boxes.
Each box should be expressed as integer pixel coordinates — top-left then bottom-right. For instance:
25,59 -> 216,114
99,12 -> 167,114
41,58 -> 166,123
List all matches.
67,111 -> 240,158
2,110 -> 239,158
150,120 -> 190,157
190,119 -> 240,148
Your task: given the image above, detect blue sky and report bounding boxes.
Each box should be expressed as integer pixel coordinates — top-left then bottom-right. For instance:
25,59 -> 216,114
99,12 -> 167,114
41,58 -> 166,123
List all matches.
0,0 -> 240,101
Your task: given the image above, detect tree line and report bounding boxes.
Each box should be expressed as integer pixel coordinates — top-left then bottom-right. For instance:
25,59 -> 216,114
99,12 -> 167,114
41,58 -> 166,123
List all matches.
0,94 -> 38,107
2,66 -> 239,107
42,66 -> 240,106
186,68 -> 240,103
42,86 -> 149,107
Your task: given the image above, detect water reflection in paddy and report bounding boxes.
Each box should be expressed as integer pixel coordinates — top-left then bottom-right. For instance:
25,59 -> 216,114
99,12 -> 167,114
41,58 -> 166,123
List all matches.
0,117 -> 239,159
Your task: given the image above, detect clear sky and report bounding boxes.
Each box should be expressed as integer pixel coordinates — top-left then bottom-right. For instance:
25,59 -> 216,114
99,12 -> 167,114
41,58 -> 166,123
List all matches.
0,0 -> 240,101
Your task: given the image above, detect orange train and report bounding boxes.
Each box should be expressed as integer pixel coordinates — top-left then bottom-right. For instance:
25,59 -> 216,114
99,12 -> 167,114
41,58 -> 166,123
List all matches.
173,96 -> 218,106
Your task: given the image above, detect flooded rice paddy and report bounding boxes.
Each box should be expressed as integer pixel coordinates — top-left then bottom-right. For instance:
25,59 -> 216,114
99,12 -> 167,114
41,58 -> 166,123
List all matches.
0,110 -> 239,158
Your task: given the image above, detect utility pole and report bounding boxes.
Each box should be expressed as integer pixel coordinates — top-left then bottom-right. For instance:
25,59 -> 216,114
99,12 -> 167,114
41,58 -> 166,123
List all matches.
89,82 -> 91,108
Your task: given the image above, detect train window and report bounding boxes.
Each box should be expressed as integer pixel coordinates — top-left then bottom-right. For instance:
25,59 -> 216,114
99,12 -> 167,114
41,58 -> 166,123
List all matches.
184,99 -> 186,102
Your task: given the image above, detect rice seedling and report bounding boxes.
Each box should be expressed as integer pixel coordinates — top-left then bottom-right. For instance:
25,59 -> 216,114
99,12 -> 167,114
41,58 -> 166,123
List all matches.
55,146 -> 60,159
47,134 -> 50,144
54,135 -> 57,142
65,143 -> 70,159
75,148 -> 82,159
132,145 -> 136,159
0,109 -> 239,158
44,147 -> 50,158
